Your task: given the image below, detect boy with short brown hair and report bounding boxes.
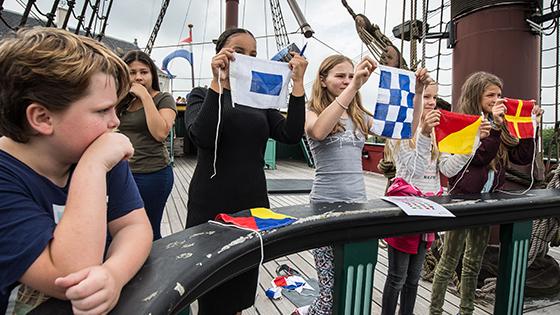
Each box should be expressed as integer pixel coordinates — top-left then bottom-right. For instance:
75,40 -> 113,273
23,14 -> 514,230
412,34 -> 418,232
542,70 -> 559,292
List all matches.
0,27 -> 152,314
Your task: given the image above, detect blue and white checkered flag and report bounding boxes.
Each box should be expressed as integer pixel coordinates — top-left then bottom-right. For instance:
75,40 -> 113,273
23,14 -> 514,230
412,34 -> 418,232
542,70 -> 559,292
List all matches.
372,65 -> 416,139
230,53 -> 292,109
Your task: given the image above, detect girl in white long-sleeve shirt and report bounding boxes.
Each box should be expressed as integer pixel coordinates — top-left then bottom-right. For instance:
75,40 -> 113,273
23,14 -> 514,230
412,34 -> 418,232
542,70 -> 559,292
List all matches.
381,82 -> 440,315
381,83 -> 471,315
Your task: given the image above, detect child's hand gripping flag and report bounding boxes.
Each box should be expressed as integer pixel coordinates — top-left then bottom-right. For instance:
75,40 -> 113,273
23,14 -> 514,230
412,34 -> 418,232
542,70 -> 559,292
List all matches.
371,65 -> 417,139
435,110 -> 482,154
229,53 -> 292,109
503,98 -> 536,139
215,207 -> 297,231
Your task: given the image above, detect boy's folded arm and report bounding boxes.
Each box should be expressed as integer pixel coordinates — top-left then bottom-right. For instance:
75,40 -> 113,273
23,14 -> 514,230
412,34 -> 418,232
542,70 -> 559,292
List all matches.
8,158 -> 111,299
64,209 -> 152,313
46,159 -> 111,270
104,208 -> 153,288
15,153 -> 151,300
18,208 -> 152,304
18,248 -> 72,300
42,143 -> 137,271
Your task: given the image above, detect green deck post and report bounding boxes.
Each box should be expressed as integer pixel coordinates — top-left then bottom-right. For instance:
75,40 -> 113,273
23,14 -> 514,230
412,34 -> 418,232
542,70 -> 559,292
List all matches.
494,221 -> 532,315
333,239 -> 378,315
264,138 -> 276,170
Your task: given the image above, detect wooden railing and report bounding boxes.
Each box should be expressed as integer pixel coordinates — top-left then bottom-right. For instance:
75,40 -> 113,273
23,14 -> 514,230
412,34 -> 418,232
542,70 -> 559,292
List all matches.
31,189 -> 560,315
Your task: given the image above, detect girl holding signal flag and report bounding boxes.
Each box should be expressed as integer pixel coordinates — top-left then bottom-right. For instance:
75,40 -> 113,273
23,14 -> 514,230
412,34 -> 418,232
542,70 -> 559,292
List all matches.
430,71 -> 543,315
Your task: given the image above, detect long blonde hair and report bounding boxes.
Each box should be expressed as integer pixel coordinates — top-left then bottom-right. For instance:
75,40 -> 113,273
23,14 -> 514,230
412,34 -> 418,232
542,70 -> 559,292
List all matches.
386,136 -> 439,163
456,71 -> 518,169
456,71 -> 503,116
307,55 -> 371,136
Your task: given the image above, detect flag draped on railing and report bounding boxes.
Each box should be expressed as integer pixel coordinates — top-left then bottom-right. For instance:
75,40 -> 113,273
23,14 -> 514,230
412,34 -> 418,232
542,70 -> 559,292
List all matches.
215,208 -> 297,231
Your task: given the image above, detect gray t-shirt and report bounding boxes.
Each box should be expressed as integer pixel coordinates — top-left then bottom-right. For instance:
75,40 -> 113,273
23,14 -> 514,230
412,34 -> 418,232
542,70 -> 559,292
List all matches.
118,92 -> 177,173
308,118 -> 367,203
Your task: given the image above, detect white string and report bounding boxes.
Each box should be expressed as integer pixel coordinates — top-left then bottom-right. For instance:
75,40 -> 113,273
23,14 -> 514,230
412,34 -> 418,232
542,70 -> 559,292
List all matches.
211,69 -> 223,179
448,132 -> 537,196
447,152 -> 476,195
447,116 -> 484,194
208,220 -> 265,299
496,134 -> 537,195
408,141 -> 419,183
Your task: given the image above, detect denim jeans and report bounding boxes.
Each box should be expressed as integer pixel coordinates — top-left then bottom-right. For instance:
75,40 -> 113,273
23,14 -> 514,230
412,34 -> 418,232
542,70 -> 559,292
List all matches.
430,226 -> 490,315
133,165 -> 174,240
382,241 -> 427,315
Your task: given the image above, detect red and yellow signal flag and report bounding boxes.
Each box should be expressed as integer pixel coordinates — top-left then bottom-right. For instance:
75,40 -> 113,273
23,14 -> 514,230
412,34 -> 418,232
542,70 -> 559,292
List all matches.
504,98 -> 535,139
435,110 -> 482,154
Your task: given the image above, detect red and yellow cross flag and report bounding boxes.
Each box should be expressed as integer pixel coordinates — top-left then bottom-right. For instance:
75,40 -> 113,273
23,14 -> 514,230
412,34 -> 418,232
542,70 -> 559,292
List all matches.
504,98 -> 535,139
435,110 -> 482,154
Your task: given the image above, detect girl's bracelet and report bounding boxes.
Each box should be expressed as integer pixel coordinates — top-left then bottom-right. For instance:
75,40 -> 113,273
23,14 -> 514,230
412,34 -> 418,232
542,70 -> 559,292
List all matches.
334,97 -> 348,110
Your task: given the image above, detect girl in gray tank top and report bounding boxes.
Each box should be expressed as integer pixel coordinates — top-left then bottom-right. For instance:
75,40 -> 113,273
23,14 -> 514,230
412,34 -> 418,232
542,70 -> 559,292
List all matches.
308,118 -> 367,203
301,55 -> 376,315
300,54 -> 430,315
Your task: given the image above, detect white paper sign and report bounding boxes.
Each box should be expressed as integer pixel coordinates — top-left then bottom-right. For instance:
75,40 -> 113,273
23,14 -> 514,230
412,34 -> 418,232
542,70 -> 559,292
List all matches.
382,196 -> 455,217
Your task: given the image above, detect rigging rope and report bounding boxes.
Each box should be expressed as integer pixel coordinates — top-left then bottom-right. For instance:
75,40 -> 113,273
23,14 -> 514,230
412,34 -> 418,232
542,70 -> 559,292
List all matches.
92,0 -> 103,37
311,35 -> 343,55
383,0 -> 388,34
15,0 -> 45,26
241,0 -> 246,27
410,0 -> 418,69
198,0 -> 210,86
69,2 -> 80,20
400,0 -> 406,66
421,0 -> 428,68
31,1 -> 47,17
361,0 -> 366,58
146,0 -> 158,40
554,0 -> 560,146
341,0 -> 406,66
264,0 -> 269,59
176,0 -> 193,46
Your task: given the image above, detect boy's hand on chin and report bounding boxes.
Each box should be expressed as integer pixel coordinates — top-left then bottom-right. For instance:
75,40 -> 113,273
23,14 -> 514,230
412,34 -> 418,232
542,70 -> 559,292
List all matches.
83,133 -> 134,172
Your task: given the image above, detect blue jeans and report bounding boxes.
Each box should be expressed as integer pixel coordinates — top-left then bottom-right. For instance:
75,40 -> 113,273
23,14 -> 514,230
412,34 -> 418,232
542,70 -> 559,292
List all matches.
382,242 -> 427,315
133,165 -> 174,240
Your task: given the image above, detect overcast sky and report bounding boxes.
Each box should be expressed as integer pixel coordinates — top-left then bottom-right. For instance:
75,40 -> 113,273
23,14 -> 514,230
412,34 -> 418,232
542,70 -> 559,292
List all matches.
3,0 -> 559,125
2,0 -> 453,107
